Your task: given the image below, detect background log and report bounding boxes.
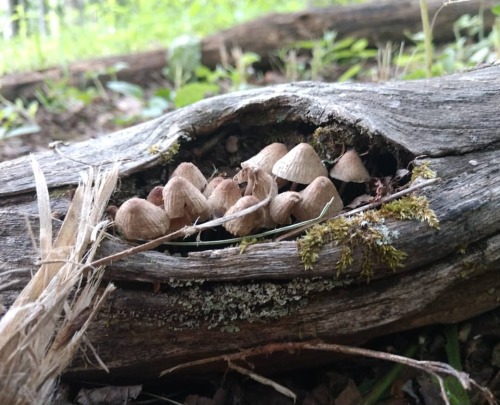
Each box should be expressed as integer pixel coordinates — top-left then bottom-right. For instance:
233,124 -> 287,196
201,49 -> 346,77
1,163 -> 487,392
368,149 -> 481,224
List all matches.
0,0 -> 495,101
0,65 -> 499,381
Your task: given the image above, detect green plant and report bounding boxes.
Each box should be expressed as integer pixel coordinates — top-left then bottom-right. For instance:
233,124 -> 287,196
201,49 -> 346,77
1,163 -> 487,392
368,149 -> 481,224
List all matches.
278,31 -> 377,81
0,95 -> 40,139
0,0 -> 306,75
35,78 -> 99,113
106,80 -> 171,123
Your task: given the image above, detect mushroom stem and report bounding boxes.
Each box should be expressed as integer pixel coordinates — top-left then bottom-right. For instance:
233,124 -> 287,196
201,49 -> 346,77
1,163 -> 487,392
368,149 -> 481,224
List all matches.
244,172 -> 255,196
290,182 -> 298,192
338,181 -> 347,195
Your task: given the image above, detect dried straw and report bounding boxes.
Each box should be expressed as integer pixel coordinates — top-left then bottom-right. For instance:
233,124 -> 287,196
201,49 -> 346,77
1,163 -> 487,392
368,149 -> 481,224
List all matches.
0,157 -> 119,404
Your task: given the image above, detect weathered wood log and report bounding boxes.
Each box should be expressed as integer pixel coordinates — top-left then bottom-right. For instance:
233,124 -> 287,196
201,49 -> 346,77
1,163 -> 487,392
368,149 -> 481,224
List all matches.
0,0 -> 495,101
0,65 -> 499,382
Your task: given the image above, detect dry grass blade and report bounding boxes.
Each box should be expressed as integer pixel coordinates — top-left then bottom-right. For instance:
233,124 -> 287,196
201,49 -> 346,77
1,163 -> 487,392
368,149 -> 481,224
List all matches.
0,159 -> 120,404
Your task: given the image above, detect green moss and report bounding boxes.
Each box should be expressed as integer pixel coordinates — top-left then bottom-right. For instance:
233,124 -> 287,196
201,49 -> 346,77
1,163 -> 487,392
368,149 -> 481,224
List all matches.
380,195 -> 440,229
411,160 -> 436,182
297,211 -> 407,279
239,237 -> 259,253
148,140 -> 180,164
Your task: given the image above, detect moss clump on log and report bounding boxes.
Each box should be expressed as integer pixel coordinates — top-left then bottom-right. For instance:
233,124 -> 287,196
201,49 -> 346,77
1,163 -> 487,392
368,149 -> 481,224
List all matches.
297,195 -> 440,277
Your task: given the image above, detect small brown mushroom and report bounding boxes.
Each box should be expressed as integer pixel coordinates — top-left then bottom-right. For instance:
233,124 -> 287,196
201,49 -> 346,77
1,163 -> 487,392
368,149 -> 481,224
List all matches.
269,191 -> 302,225
207,179 -> 241,218
163,176 -> 210,223
272,143 -> 327,189
329,149 -> 370,183
223,195 -> 263,236
203,176 -> 226,198
146,186 -> 164,207
233,167 -> 278,201
115,198 -> 170,240
241,142 -> 288,173
292,176 -> 343,222
170,162 -> 207,192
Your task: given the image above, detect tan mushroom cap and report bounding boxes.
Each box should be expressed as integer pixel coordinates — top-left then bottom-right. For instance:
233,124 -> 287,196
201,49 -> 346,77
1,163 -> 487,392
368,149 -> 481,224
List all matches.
170,162 -> 208,191
208,179 -> 241,218
223,195 -> 263,236
115,198 -> 170,240
241,142 -> 288,173
329,149 -> 370,183
146,186 -> 164,207
269,191 -> 302,225
203,176 -> 226,198
234,167 -> 278,201
163,176 -> 210,222
272,142 -> 327,184
292,176 -> 343,221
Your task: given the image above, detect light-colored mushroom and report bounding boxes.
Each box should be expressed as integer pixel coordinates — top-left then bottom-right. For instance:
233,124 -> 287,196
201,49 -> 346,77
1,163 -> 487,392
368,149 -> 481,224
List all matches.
170,162 -> 207,192
269,191 -> 302,225
115,198 -> 170,240
329,149 -> 370,183
146,186 -> 164,207
272,142 -> 327,188
292,176 -> 343,221
203,176 -> 226,198
233,167 -> 278,201
207,179 -> 241,218
163,176 -> 210,223
241,142 -> 288,173
223,195 -> 263,236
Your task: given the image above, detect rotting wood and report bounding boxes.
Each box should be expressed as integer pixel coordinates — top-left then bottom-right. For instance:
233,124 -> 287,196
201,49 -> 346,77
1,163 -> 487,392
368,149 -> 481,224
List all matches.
0,65 -> 499,381
0,0 -> 495,101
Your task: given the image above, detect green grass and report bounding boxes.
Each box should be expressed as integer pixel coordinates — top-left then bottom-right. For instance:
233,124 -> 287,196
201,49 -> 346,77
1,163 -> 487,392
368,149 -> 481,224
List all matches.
0,0 -> 308,75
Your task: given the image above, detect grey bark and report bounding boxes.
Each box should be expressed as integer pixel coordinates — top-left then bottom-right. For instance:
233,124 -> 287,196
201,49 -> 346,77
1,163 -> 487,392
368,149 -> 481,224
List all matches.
0,65 -> 499,381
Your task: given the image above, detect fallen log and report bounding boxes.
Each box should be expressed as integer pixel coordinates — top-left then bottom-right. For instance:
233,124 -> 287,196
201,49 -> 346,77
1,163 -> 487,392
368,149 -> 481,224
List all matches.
0,0 -> 495,101
0,65 -> 499,382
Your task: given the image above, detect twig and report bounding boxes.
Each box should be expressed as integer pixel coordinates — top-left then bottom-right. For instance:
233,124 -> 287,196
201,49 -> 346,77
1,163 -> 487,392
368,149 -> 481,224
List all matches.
228,361 -> 297,403
88,190 -> 275,269
161,197 -> 335,246
160,341 -> 495,405
275,177 -> 439,241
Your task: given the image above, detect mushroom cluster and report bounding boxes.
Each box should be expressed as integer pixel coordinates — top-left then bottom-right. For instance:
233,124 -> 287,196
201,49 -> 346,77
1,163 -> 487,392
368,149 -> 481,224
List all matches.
113,142 -> 371,240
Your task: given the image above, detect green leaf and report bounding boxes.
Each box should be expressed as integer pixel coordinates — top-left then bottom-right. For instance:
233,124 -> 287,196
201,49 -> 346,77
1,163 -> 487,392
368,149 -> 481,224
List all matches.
492,4 -> 500,16
338,64 -> 362,82
154,88 -> 172,100
167,35 -> 202,79
173,82 -> 219,108
106,81 -> 144,99
351,38 -> 368,52
141,96 -> 170,118
4,124 -> 41,138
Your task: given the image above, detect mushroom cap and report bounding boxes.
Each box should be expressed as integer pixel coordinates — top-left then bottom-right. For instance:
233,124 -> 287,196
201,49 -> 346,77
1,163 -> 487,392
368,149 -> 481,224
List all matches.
234,167 -> 278,201
272,142 -> 327,184
146,186 -> 164,207
223,195 -> 263,236
207,179 -> 241,218
329,150 -> 370,183
269,191 -> 302,225
115,198 -> 170,240
170,162 -> 207,191
241,143 -> 288,173
292,176 -> 344,221
203,176 -> 226,198
163,176 -> 210,221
